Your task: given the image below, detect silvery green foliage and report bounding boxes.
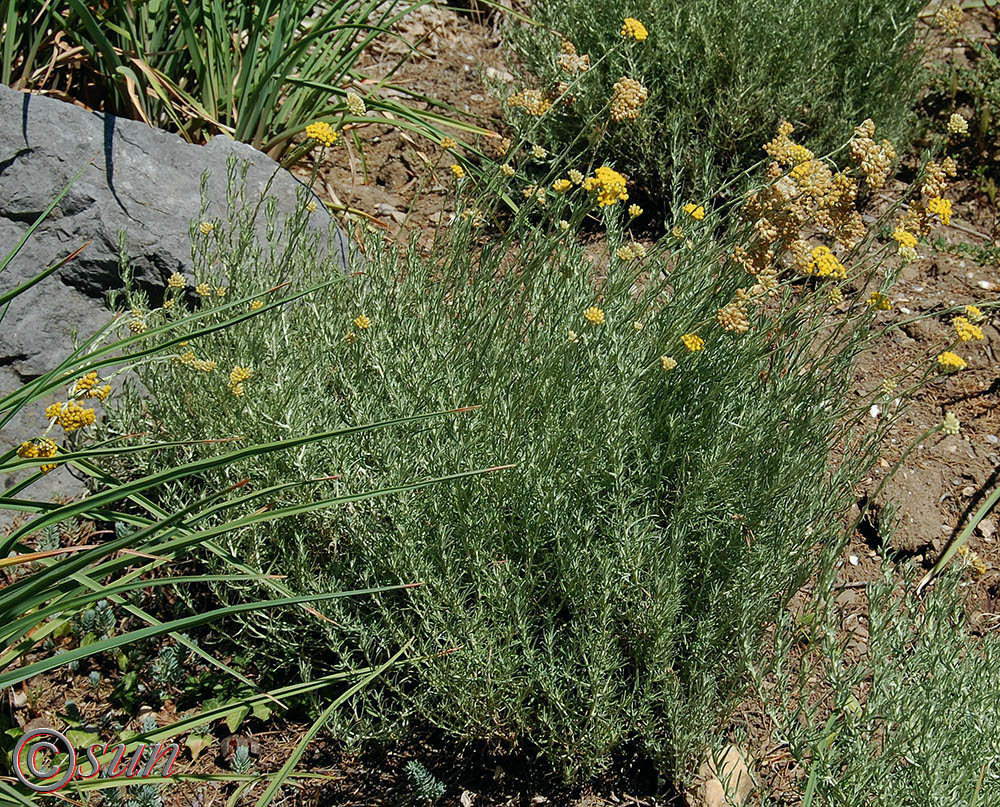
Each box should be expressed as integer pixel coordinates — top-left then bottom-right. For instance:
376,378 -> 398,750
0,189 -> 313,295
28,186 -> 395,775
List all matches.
405,761 -> 446,804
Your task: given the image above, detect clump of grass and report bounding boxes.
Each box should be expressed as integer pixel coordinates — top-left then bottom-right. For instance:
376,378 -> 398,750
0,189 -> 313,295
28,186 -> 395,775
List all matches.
103,114 -> 962,784
501,0 -> 925,205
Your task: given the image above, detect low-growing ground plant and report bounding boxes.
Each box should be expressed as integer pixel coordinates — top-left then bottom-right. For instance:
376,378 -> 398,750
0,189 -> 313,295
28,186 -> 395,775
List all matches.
103,114 -> 976,784
501,0 -> 925,206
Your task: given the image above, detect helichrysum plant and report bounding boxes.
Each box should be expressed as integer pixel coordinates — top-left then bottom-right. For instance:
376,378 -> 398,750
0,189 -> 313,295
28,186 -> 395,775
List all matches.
502,0 -> 924,203
106,120 -> 980,784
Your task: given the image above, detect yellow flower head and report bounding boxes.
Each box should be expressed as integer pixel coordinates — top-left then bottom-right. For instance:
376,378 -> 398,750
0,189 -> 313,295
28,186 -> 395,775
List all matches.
167,272 -> 186,289
610,76 -> 648,122
947,113 -> 969,136
583,166 -> 629,207
500,163 -> 516,177
568,329 -> 579,342
867,292 -> 891,311
354,314 -> 371,330
18,438 -> 59,473
568,169 -> 584,185
198,220 -> 214,236
508,88 -> 552,117
196,282 -> 212,297
942,412 -> 961,435
440,136 -> 457,150
681,333 -> 705,352
46,400 -> 96,432
965,305 -> 984,323
346,91 -> 367,117
552,178 -> 572,192
628,204 -> 643,218
621,17 -> 648,41
927,196 -> 953,226
250,299 -> 264,310
683,202 -> 705,221
616,245 -> 635,261
808,245 -> 846,279
305,121 -> 339,147
73,370 -> 99,393
937,351 -> 967,371
558,219 -> 570,232
451,163 -> 465,179
892,228 -> 917,249
660,355 -> 677,371
532,144 -> 548,159
953,316 -> 984,342
583,306 -> 606,325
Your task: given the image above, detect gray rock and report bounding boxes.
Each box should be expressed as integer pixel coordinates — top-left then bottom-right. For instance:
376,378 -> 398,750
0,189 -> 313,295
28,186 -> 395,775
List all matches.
0,83 -> 349,380
0,84 -> 350,517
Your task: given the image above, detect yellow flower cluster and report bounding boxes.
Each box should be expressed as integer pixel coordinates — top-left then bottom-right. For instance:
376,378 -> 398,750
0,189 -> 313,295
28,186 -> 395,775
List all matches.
228,366 -> 252,397
583,166 -> 629,207
175,350 -> 216,372
440,136 -> 457,150
935,3 -> 964,35
849,119 -> 896,191
659,356 -> 677,371
250,299 -> 264,311
867,292 -> 891,311
583,306 -> 606,325
947,113 -> 968,136
717,299 -> 750,333
683,203 -> 705,221
763,122 -> 814,166
610,76 -> 648,122
346,91 -> 366,117
45,400 -> 96,432
628,204 -> 642,218
508,89 -> 552,117
552,178 -> 572,192
621,17 -> 648,41
558,40 -> 590,74
681,333 -> 704,352
927,196 -> 952,226
966,305 -> 984,323
354,314 -> 371,329
805,245 -> 846,279
451,163 -> 465,179
942,411 -> 961,435
953,316 -> 984,342
73,371 -> 111,401
895,159 -> 958,238
305,121 -> 339,147
199,220 -> 215,236
892,228 -> 917,249
615,243 -> 646,261
17,438 -> 59,473
532,144 -> 548,159
128,318 -> 147,334
956,544 -> 988,577
937,351 -> 967,372
167,272 -> 186,289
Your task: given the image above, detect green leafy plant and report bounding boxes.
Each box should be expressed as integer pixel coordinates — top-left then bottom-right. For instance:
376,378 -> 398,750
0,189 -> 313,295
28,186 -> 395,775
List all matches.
105,117 -> 950,783
0,170 -> 500,804
0,0 -> 489,160
405,760 -> 447,804
502,0 -> 925,204
760,566 -> 1000,807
